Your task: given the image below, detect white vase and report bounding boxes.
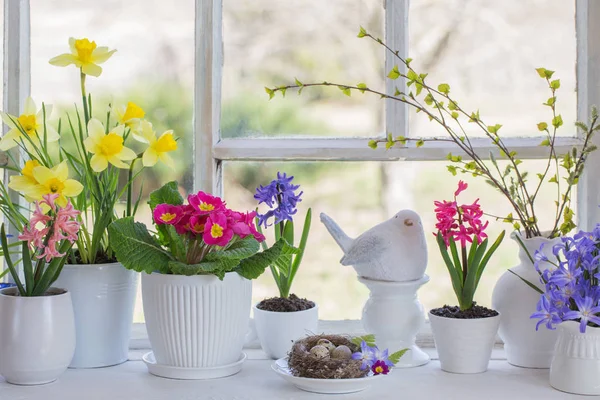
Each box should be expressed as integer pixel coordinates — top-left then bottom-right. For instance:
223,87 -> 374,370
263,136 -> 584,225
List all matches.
550,321 -> 600,395
142,272 -> 251,368
359,275 -> 430,367
0,287 -> 75,385
491,233 -> 561,368
429,311 -> 500,374
53,263 -> 138,368
254,303 -> 319,359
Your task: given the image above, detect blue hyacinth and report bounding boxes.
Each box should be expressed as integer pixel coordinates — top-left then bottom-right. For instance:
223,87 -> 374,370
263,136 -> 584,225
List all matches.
254,172 -> 303,228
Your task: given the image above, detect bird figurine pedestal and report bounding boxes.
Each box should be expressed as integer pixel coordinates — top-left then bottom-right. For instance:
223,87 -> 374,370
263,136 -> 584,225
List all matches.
359,275 -> 430,368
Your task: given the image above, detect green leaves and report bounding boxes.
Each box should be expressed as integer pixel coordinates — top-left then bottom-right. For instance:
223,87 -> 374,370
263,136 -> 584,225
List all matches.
415,139 -> 425,148
368,140 -> 378,149
539,138 -> 551,146
351,334 -> 376,348
148,181 -> 183,210
487,124 -> 502,134
205,236 -> 260,262
387,65 -> 401,80
550,79 -> 561,89
437,83 -> 450,94
552,114 -> 563,128
357,83 -> 368,93
537,122 -> 548,131
357,26 -> 367,38
265,87 -> 275,100
338,86 -> 351,97
108,217 -> 173,274
235,238 -> 299,280
536,67 -> 555,79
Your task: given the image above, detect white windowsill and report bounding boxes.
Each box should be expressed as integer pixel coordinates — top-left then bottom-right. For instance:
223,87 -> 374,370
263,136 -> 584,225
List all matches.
0,320 -> 568,399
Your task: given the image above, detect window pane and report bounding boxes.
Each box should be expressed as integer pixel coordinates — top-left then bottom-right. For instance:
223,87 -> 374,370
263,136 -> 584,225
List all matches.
222,0 -> 385,138
30,0 -> 195,322
225,159 -> 575,318
408,0 -> 576,138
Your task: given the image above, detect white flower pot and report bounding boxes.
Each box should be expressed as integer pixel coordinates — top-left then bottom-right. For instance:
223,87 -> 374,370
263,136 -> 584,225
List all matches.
429,311 -> 500,374
0,287 -> 75,385
142,272 -> 252,368
550,322 -> 600,395
359,275 -> 430,367
491,233 -> 561,368
254,303 -> 318,359
53,263 -> 138,368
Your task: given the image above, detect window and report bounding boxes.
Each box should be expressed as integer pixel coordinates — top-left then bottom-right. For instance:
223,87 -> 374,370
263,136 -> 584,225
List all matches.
2,0 -> 600,322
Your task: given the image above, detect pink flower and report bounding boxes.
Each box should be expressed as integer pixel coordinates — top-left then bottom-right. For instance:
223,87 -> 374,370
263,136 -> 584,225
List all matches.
153,204 -> 184,225
173,205 -> 195,234
188,191 -> 226,215
203,212 -> 233,246
454,180 -> 468,197
244,211 -> 266,242
189,214 -> 208,235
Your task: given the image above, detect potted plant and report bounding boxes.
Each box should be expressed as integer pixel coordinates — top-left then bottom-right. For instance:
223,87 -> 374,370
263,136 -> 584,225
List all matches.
428,181 -> 505,374
265,26 -> 600,368
252,172 -> 316,359
108,181 -> 297,378
531,227 -> 600,395
0,194 -> 81,385
0,37 -> 179,368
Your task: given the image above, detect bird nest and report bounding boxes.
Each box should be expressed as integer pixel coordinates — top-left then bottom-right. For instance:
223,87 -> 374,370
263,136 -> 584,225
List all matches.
288,334 -> 369,379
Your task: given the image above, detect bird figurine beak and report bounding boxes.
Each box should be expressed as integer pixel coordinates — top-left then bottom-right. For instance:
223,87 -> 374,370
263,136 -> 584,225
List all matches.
404,218 -> 414,226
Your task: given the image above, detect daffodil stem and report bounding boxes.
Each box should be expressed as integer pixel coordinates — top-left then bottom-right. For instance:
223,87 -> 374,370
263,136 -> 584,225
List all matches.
80,71 -> 90,125
126,158 -> 137,217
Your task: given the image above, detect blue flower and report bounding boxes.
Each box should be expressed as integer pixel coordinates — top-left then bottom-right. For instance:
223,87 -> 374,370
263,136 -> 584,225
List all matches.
531,295 -> 561,330
351,341 -> 377,370
563,295 -> 600,333
254,172 -> 303,228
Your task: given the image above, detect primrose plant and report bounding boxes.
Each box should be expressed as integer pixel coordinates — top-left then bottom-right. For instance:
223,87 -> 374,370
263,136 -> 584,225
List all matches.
435,181 -> 505,311
255,172 -> 311,299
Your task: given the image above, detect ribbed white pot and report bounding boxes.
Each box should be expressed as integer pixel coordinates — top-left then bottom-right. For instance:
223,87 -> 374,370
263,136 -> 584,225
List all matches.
0,287 -> 75,385
430,311 -> 500,374
53,263 -> 138,368
550,322 -> 600,395
491,233 -> 561,368
254,303 -> 318,359
142,272 -> 252,368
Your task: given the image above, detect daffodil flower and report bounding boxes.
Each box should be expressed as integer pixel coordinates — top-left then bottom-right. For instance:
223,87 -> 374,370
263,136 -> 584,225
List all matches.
114,102 -> 145,135
8,160 -> 42,202
0,97 -> 59,151
84,118 -> 137,172
17,161 -> 84,207
137,121 -> 178,168
49,37 -> 116,77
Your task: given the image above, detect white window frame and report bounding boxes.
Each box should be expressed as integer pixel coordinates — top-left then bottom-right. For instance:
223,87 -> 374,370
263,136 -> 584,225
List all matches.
2,0 -> 599,344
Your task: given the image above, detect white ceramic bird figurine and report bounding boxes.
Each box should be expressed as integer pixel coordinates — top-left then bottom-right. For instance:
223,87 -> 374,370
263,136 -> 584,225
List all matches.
320,210 -> 428,282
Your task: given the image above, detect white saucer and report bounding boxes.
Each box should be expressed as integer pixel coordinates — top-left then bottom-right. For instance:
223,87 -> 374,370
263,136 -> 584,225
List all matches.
142,352 -> 246,380
271,358 -> 384,394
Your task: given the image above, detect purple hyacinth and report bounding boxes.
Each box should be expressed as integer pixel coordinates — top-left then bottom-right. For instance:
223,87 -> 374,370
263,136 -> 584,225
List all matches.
254,172 -> 303,228
532,224 -> 600,333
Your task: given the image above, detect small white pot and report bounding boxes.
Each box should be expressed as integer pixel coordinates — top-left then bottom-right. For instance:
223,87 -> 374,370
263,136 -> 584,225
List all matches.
550,321 -> 600,395
0,287 -> 75,385
429,311 -> 500,374
254,303 -> 318,359
142,272 -> 252,368
53,263 -> 138,368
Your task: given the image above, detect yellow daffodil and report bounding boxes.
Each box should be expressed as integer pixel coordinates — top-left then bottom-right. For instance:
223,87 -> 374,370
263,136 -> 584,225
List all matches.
8,160 -> 42,202
49,37 -> 116,77
84,118 -> 137,172
114,102 -> 145,135
138,121 -> 178,168
0,97 -> 59,151
11,161 -> 83,207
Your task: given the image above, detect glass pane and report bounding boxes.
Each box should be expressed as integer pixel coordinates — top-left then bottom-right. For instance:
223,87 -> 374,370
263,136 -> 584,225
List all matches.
222,0 -> 385,138
30,1 -> 195,322
225,159 -> 575,318
408,0 -> 577,138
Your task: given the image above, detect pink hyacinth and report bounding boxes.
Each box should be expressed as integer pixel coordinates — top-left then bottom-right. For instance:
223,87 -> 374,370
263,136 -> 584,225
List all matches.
434,181 -> 489,247
19,196 -> 81,262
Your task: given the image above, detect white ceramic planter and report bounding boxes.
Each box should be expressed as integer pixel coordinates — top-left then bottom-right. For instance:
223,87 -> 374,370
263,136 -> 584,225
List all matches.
359,275 -> 430,367
550,322 -> 600,395
53,262 -> 138,368
491,233 -> 561,368
0,287 -> 75,385
142,272 -> 252,368
429,311 -> 500,374
254,303 -> 318,359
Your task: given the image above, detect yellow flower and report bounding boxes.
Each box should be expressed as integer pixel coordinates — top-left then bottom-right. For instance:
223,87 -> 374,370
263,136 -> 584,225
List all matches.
84,118 -> 137,172
114,102 -> 145,135
49,37 -> 116,77
0,97 -> 59,151
12,161 -> 83,207
138,121 -> 178,168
